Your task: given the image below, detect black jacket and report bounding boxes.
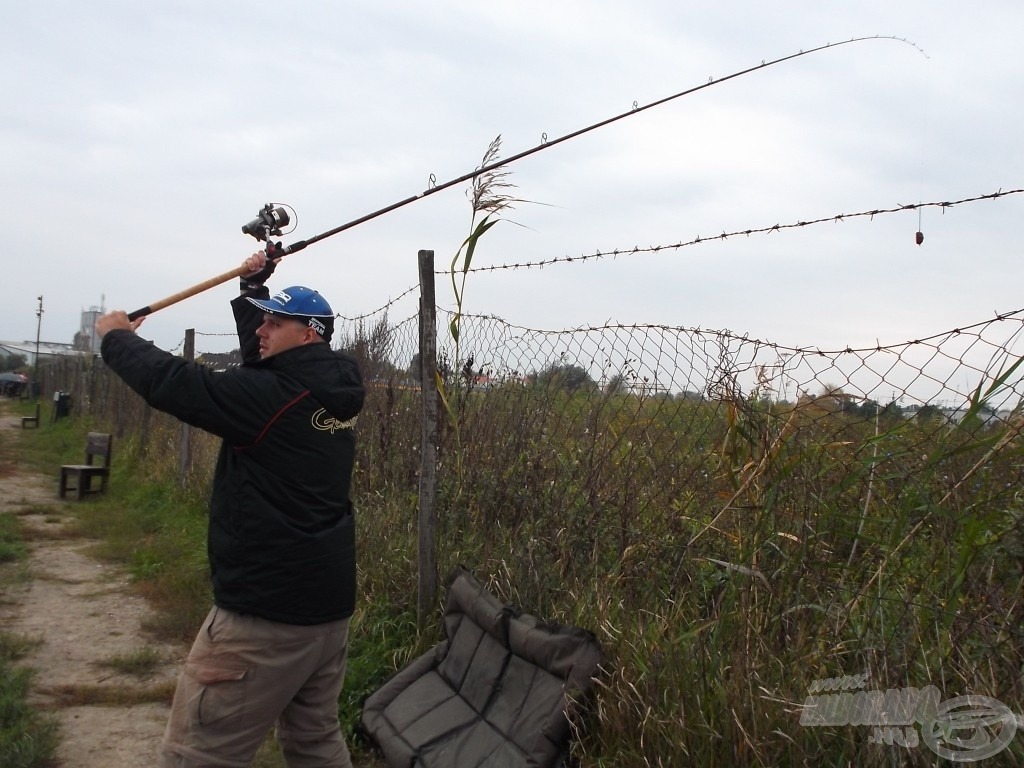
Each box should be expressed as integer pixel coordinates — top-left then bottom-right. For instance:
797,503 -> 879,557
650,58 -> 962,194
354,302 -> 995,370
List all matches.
100,292 -> 364,624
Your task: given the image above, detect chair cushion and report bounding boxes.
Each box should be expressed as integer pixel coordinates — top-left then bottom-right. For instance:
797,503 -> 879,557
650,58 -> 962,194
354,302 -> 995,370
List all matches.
361,567 -> 602,768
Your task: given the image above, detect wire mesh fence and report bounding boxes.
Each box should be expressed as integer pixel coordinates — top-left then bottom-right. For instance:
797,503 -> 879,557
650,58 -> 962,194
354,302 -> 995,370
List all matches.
335,301 -> 1024,763
36,288 -> 1024,764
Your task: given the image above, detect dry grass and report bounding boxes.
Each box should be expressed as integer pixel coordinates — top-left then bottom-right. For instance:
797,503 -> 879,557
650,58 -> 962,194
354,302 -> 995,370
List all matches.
38,681 -> 177,709
95,647 -> 166,678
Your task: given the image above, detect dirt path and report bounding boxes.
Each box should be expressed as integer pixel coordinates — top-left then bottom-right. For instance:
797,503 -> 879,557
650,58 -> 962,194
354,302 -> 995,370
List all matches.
0,412 -> 186,767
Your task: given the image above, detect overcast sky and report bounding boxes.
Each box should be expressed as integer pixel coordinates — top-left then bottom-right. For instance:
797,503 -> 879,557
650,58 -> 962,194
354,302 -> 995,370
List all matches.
3,1 -> 1022,362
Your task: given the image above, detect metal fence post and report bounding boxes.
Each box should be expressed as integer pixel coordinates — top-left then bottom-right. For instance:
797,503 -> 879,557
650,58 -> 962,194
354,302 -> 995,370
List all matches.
417,250 -> 439,626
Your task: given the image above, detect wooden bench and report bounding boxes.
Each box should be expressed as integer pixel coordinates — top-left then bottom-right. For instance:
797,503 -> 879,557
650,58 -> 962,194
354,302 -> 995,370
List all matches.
21,403 -> 40,429
59,433 -> 113,500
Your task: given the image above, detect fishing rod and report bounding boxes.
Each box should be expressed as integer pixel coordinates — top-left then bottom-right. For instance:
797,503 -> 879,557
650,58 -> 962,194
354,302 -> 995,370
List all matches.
127,35 -> 919,321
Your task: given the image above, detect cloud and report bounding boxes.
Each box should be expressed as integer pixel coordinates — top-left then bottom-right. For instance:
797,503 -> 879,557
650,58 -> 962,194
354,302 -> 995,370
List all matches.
2,0 -> 1022,373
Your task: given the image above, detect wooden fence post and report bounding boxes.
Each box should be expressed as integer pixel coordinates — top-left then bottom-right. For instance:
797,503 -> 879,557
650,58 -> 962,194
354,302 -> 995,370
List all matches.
179,329 -> 194,489
417,250 -> 439,626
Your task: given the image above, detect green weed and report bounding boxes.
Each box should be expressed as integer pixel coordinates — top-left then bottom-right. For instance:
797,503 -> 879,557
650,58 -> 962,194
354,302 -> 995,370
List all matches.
0,514 -> 27,564
0,632 -> 58,768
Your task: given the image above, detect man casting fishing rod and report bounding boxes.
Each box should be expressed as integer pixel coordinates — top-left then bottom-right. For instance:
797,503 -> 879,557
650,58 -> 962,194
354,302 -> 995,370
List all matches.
96,250 -> 364,768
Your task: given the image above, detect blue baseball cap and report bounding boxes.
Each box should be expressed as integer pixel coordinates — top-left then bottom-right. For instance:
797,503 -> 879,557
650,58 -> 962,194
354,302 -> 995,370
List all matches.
248,286 -> 335,341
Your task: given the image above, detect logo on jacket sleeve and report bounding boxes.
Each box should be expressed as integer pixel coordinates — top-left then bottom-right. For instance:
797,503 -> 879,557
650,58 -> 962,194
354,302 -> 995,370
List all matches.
312,408 -> 357,433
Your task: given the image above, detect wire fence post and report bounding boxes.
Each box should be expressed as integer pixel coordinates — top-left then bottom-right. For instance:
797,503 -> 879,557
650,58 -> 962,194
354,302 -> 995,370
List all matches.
417,250 -> 439,626
178,328 -> 194,489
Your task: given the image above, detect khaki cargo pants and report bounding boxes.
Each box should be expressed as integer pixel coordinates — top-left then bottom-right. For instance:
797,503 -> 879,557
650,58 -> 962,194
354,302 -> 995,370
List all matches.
159,606 -> 352,768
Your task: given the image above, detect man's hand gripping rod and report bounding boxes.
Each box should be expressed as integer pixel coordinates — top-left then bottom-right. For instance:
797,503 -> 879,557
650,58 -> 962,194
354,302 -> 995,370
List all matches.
126,204 -> 303,321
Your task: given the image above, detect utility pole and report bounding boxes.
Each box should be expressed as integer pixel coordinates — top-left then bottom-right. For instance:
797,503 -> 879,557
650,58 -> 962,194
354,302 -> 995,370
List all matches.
33,295 -> 43,400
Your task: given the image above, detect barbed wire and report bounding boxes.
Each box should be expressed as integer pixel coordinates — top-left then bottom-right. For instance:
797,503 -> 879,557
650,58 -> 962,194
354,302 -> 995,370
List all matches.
186,285 -> 420,345
446,187 -> 1024,274
338,284 -> 420,323
346,186 -> 1022,320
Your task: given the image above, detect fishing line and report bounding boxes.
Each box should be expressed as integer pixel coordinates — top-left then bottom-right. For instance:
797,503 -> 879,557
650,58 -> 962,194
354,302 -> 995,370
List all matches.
296,36 -> 924,251
128,35 -> 924,321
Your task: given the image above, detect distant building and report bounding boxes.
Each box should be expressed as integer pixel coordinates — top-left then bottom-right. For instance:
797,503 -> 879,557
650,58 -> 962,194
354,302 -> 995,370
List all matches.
2,302 -> 106,368
0,340 -> 85,367
77,306 -> 104,353
904,403 -> 1008,428
941,406 -> 1003,428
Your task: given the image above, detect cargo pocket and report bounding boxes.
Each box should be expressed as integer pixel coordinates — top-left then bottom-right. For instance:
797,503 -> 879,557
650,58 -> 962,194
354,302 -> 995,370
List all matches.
187,659 -> 250,728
